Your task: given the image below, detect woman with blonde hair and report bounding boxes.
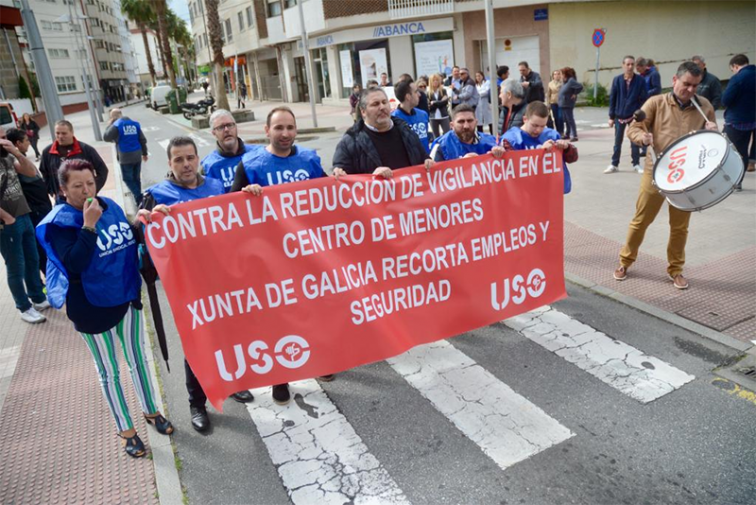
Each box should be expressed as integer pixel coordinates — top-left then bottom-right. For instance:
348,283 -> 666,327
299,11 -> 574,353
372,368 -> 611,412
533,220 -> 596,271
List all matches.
428,73 -> 450,138
546,69 -> 564,136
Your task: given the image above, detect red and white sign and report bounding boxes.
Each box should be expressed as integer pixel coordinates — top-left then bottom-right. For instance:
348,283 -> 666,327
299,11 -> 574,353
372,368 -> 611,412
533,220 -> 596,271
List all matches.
146,151 -> 567,410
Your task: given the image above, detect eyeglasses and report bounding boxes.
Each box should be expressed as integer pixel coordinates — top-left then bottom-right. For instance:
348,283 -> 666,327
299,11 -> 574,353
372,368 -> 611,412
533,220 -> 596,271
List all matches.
212,123 -> 236,132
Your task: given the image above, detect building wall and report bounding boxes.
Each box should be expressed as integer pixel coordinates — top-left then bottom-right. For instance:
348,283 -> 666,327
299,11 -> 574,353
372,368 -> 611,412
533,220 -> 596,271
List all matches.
0,27 -> 24,99
461,3 -> 550,78
548,0 -> 756,88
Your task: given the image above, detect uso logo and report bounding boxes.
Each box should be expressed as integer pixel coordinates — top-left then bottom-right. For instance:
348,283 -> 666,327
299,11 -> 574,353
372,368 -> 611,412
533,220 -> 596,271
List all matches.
491,268 -> 547,311
215,335 -> 311,380
666,146 -> 687,184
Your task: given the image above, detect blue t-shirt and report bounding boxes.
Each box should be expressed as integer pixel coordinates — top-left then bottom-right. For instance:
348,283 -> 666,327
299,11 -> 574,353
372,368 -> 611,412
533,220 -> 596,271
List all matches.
241,146 -> 325,187
201,143 -> 261,193
392,107 -> 430,153
502,127 -> 572,194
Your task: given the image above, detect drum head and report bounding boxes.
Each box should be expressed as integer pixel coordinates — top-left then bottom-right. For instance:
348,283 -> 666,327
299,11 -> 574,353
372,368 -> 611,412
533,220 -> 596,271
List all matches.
653,131 -> 729,192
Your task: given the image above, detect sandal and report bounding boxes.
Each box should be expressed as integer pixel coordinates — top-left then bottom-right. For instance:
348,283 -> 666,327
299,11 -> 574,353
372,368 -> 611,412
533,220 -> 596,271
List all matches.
145,413 -> 174,435
118,432 -> 146,458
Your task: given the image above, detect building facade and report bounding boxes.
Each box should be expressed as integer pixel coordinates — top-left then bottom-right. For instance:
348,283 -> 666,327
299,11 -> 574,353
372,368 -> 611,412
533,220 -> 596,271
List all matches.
191,0 -> 756,105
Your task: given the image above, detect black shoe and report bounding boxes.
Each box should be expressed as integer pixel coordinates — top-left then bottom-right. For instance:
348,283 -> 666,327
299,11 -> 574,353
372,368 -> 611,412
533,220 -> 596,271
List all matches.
734,183 -> 743,192
144,413 -> 174,435
318,374 -> 335,382
570,137 -> 579,142
231,390 -> 254,403
272,384 -> 291,405
190,406 -> 210,432
118,432 -> 146,458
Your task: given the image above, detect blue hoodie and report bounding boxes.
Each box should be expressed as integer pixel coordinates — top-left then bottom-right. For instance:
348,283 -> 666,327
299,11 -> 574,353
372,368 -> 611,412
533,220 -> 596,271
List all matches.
722,64 -> 756,125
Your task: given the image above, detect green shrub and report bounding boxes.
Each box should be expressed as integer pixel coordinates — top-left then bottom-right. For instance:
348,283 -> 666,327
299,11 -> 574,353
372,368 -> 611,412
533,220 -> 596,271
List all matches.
582,81 -> 609,107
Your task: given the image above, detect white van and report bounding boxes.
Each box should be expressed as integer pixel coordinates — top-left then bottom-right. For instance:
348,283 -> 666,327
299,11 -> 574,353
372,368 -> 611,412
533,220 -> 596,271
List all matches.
150,84 -> 172,109
0,102 -> 18,130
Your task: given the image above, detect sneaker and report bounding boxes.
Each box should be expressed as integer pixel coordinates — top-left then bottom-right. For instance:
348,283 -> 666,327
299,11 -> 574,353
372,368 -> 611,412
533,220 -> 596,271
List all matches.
613,266 -> 628,281
669,274 -> 689,290
632,164 -> 643,174
32,300 -> 50,311
20,307 -> 46,324
604,165 -> 618,174
272,384 -> 291,405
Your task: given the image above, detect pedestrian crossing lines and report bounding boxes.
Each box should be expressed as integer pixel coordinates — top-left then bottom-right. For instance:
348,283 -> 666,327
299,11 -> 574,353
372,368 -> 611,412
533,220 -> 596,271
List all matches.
241,306 -> 695,504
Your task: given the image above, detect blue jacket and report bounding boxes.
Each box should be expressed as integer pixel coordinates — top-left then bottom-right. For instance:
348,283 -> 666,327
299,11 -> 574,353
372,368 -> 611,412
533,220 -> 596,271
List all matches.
144,177 -> 224,206
609,74 -> 648,120
430,130 -> 498,161
391,107 -> 430,153
240,146 -> 325,187
201,141 -> 260,193
502,127 -> 572,194
641,66 -> 662,96
722,64 -> 756,124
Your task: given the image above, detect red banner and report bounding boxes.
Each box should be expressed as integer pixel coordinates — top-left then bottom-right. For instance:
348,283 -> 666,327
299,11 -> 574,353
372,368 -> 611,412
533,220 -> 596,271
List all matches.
146,151 -> 566,410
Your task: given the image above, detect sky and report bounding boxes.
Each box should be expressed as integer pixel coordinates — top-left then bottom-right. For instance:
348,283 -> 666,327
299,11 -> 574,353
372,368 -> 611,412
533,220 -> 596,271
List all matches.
170,0 -> 192,24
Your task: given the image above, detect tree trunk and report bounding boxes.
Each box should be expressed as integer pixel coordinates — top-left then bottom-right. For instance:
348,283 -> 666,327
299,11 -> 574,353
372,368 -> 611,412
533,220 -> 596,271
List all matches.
205,0 -> 229,110
155,0 -> 176,89
140,25 -> 156,87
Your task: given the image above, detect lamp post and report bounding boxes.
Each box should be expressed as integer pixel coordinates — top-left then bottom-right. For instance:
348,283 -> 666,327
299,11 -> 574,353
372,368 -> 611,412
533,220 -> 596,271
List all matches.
297,0 -> 318,127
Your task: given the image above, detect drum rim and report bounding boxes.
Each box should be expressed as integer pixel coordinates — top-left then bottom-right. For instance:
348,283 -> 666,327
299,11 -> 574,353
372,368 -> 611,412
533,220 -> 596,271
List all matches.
652,129 -> 733,192
666,184 -> 735,212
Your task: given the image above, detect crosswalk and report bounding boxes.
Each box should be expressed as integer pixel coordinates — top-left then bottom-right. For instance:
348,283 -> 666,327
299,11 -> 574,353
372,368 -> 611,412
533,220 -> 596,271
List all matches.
235,306 -> 696,504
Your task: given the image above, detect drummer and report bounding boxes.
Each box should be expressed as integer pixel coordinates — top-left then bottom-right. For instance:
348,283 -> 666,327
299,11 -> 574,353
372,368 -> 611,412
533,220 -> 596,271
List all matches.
614,61 -> 717,290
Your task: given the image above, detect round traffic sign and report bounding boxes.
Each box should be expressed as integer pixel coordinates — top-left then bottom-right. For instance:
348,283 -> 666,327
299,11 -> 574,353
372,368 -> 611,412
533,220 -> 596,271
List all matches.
592,29 -> 606,48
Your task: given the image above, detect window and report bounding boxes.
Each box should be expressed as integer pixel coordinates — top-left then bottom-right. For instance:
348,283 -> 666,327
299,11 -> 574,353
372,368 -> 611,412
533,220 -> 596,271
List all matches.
71,24 -> 81,32
55,76 -> 76,92
225,19 -> 232,42
203,33 -> 208,47
246,6 -> 253,27
40,20 -> 52,30
189,3 -> 194,22
220,22 -> 225,44
267,0 -> 281,17
238,12 -> 244,31
49,48 -> 70,58
51,22 -> 63,31
285,0 -> 296,8
100,61 -> 109,71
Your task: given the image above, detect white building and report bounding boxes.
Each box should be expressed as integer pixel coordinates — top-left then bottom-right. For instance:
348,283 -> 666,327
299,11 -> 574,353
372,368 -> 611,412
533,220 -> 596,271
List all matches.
127,21 -> 164,92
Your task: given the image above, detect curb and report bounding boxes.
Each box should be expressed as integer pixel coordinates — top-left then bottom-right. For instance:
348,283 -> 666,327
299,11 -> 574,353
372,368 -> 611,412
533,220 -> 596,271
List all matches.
565,271 -> 752,352
109,149 -> 183,505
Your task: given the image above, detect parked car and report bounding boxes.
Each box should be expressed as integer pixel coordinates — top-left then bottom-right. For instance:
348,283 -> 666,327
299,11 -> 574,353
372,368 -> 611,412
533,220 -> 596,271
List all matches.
0,102 -> 18,131
151,84 -> 173,110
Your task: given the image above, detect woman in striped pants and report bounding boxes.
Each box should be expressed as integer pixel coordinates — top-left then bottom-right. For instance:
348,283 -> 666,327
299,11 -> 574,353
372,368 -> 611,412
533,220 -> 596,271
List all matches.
37,159 -> 173,458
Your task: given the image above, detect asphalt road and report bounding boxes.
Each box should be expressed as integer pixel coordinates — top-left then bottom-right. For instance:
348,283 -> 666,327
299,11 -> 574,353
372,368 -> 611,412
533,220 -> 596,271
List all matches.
131,107 -> 755,505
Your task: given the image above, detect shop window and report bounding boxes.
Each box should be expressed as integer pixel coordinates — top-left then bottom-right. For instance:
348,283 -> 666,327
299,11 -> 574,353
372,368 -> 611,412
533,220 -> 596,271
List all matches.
411,31 -> 454,81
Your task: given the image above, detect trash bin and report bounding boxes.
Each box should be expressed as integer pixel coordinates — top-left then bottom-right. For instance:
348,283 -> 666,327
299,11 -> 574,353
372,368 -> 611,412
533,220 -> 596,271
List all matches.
167,90 -> 180,114
178,87 -> 188,104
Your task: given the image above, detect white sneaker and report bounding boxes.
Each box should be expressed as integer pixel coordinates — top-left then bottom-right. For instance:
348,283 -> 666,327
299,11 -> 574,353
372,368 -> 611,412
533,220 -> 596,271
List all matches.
20,307 -> 46,324
604,165 -> 618,174
633,164 -> 643,173
33,300 -> 51,311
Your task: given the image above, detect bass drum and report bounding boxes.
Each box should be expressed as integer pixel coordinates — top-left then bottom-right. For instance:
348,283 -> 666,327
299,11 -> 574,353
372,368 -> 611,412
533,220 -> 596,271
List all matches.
652,130 -> 743,212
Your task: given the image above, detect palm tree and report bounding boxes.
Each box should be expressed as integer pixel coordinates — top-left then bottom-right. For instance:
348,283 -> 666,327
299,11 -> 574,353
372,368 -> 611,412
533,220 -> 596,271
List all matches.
154,0 -> 177,89
121,0 -> 157,87
204,0 -> 230,110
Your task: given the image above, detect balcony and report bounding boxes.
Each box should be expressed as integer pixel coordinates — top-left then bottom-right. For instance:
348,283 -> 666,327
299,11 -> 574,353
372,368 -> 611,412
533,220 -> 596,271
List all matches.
388,0 -> 453,20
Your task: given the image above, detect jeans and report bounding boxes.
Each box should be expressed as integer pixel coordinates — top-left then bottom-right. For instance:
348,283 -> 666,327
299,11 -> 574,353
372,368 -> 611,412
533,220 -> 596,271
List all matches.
0,214 -> 46,311
612,121 -> 640,167
430,118 -> 451,138
548,104 -> 564,137
620,169 -> 691,277
723,125 -> 754,185
120,162 -> 143,205
562,107 -> 577,139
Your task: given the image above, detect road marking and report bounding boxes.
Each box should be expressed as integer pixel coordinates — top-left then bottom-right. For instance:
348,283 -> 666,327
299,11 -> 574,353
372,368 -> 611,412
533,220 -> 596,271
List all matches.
505,307 -> 695,403
712,378 -> 756,406
246,380 -> 410,505
189,133 -> 210,146
157,139 -> 170,152
388,340 -> 574,471
143,126 -> 160,132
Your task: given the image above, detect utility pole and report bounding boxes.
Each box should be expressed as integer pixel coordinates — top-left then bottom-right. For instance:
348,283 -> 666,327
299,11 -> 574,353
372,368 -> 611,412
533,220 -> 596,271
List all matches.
19,0 -> 64,140
484,0 -> 498,137
63,5 -> 102,139
297,0 -> 318,127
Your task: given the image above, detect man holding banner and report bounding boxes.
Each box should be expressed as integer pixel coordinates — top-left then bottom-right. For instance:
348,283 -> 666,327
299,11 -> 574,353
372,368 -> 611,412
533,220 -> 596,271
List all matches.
232,106 -> 330,405
430,104 -> 505,161
137,136 -> 255,433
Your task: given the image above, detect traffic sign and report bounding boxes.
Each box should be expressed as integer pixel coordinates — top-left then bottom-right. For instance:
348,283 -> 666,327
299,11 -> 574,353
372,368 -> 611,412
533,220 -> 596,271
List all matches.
592,28 -> 606,48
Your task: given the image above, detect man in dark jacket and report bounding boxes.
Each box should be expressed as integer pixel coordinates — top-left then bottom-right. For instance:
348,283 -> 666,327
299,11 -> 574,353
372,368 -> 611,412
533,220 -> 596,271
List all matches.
104,108 -> 148,205
605,56 -> 648,174
518,61 -> 544,104
636,58 -> 662,97
332,88 -> 432,178
39,120 -> 109,203
692,55 -> 722,109
722,54 -> 756,191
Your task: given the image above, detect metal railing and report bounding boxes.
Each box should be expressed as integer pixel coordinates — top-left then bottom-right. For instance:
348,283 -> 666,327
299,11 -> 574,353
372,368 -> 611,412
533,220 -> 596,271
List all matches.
388,0 -> 454,20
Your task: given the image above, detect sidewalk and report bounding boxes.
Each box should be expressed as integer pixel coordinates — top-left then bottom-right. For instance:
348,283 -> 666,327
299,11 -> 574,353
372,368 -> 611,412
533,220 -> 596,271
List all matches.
0,122 -> 168,504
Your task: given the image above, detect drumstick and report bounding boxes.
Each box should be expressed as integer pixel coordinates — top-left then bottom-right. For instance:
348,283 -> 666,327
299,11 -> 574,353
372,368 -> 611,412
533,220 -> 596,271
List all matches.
633,109 -> 657,164
690,96 -> 710,125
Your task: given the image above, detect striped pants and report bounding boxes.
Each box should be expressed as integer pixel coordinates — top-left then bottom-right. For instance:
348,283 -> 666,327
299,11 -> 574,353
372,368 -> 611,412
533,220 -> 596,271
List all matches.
80,306 -> 158,432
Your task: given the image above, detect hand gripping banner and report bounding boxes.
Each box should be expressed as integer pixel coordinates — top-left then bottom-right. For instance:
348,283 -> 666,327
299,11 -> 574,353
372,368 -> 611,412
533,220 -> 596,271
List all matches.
145,150 -> 567,410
